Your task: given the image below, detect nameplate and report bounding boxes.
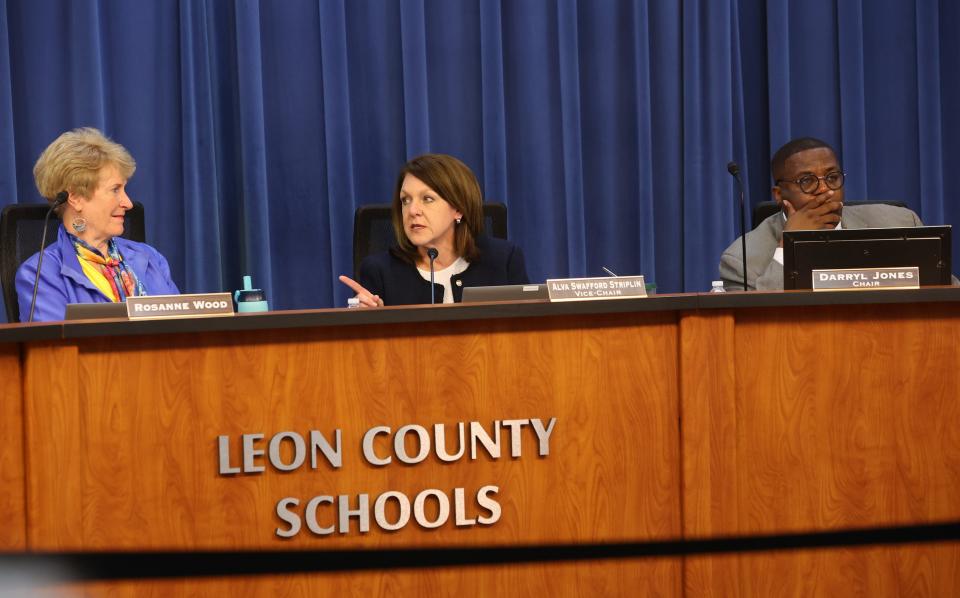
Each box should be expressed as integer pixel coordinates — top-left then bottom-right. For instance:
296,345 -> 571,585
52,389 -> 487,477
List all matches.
126,293 -> 235,319
811,267 -> 920,291
546,276 -> 647,302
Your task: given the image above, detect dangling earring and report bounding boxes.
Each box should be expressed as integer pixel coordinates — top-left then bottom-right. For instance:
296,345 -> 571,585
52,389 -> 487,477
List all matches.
456,217 -> 462,225
72,216 -> 87,233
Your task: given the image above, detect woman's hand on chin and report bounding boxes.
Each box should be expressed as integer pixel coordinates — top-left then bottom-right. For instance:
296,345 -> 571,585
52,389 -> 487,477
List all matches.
338,275 -> 384,308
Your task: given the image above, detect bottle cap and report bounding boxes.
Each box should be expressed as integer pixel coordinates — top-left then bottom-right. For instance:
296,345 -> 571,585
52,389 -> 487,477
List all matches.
235,275 -> 269,312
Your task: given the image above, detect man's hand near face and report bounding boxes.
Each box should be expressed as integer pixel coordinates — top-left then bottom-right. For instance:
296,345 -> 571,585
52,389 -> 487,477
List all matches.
779,190 -> 842,246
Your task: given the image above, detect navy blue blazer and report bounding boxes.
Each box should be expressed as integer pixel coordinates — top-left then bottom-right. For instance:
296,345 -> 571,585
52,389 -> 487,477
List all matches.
358,236 -> 529,305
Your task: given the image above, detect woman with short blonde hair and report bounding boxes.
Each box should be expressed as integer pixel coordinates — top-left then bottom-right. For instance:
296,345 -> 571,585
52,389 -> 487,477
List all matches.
33,127 -> 137,205
15,128 -> 179,322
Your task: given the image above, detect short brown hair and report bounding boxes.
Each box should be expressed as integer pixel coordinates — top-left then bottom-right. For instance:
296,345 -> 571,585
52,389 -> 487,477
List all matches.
33,127 -> 136,207
391,154 -> 484,263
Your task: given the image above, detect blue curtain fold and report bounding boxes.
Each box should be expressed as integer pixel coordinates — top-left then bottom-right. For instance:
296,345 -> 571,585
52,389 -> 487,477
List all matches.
836,0 -> 868,201
233,1 -> 273,296
478,0 -> 508,213
0,0 -> 957,319
178,0 -> 225,292
913,2 -> 944,226
0,0 -> 16,198
315,0 -> 356,308
555,0 -> 586,278
400,0 -> 431,156
630,0 -> 655,285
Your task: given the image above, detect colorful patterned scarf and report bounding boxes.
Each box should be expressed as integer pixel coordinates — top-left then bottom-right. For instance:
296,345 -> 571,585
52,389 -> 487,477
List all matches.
70,234 -> 145,302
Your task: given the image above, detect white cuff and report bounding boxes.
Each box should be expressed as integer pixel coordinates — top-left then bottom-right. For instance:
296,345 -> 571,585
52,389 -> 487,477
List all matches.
773,247 -> 784,265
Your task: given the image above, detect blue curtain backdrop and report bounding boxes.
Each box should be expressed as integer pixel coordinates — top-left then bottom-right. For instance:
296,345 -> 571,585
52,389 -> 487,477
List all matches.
0,0 -> 957,317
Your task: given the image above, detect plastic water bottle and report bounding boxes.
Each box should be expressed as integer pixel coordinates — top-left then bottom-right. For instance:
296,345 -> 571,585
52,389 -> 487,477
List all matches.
709,280 -> 726,293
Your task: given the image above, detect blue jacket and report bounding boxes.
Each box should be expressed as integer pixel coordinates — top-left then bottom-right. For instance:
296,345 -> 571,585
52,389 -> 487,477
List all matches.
358,236 -> 529,305
15,225 -> 180,322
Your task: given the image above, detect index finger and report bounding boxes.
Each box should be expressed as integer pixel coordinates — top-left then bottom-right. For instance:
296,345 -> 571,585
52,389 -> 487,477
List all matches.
338,275 -> 370,296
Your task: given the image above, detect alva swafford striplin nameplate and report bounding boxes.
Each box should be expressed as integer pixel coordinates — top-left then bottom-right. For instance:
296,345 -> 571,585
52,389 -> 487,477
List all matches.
811,267 -> 920,291
546,275 -> 647,301
127,292 -> 235,319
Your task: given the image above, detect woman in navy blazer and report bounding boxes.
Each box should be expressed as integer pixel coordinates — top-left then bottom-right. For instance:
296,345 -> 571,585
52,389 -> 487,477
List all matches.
340,154 -> 528,306
15,128 -> 179,322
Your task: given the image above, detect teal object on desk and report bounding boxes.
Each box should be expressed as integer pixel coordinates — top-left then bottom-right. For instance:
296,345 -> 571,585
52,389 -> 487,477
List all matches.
234,275 -> 269,313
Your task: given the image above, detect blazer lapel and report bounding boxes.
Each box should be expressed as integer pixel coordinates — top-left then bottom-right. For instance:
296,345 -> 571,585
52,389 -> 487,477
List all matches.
841,206 -> 866,229
122,243 -> 150,283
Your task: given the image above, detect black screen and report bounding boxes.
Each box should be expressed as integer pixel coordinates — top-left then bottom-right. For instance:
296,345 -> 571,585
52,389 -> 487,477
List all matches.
782,226 -> 952,290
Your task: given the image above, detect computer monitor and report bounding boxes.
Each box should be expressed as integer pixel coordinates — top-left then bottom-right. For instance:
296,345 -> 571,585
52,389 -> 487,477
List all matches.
460,284 -> 548,303
782,225 -> 952,290
65,302 -> 129,321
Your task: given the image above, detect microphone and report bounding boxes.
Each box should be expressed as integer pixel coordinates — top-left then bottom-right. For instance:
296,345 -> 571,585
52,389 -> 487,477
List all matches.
726,162 -> 748,291
426,247 -> 439,305
28,191 -> 68,322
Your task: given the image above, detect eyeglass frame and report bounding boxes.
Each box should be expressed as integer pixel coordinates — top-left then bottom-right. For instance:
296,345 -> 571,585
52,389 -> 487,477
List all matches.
775,171 -> 846,195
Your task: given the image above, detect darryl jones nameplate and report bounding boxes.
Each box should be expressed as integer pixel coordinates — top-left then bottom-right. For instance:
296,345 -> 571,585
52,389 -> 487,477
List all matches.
811,267 -> 920,291
546,276 -> 647,301
127,293 -> 235,319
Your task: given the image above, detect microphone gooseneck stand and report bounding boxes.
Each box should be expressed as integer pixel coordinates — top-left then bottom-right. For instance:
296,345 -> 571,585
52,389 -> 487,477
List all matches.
28,191 -> 69,322
427,247 -> 439,305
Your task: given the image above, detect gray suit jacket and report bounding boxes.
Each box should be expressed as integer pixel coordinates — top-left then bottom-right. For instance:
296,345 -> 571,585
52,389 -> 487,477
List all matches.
719,204 -> 924,291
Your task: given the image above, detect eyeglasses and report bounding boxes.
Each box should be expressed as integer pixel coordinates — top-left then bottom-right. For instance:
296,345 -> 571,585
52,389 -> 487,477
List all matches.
776,171 -> 845,194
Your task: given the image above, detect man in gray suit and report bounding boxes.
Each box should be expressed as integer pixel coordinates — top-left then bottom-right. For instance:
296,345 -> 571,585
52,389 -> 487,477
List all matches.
719,137 -> 923,290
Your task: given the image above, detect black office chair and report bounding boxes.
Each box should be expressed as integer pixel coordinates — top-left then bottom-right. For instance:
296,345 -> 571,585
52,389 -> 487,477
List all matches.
0,201 -> 146,322
352,201 -> 508,278
752,200 -> 908,229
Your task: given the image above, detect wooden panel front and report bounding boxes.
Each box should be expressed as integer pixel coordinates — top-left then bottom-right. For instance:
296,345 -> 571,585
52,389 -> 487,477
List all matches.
680,301 -> 960,596
30,561 -> 679,598
685,542 -> 960,597
734,302 -> 960,533
0,343 -> 25,549
40,559 -> 680,598
679,311 -> 741,597
19,299 -> 959,595
23,312 -> 681,562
